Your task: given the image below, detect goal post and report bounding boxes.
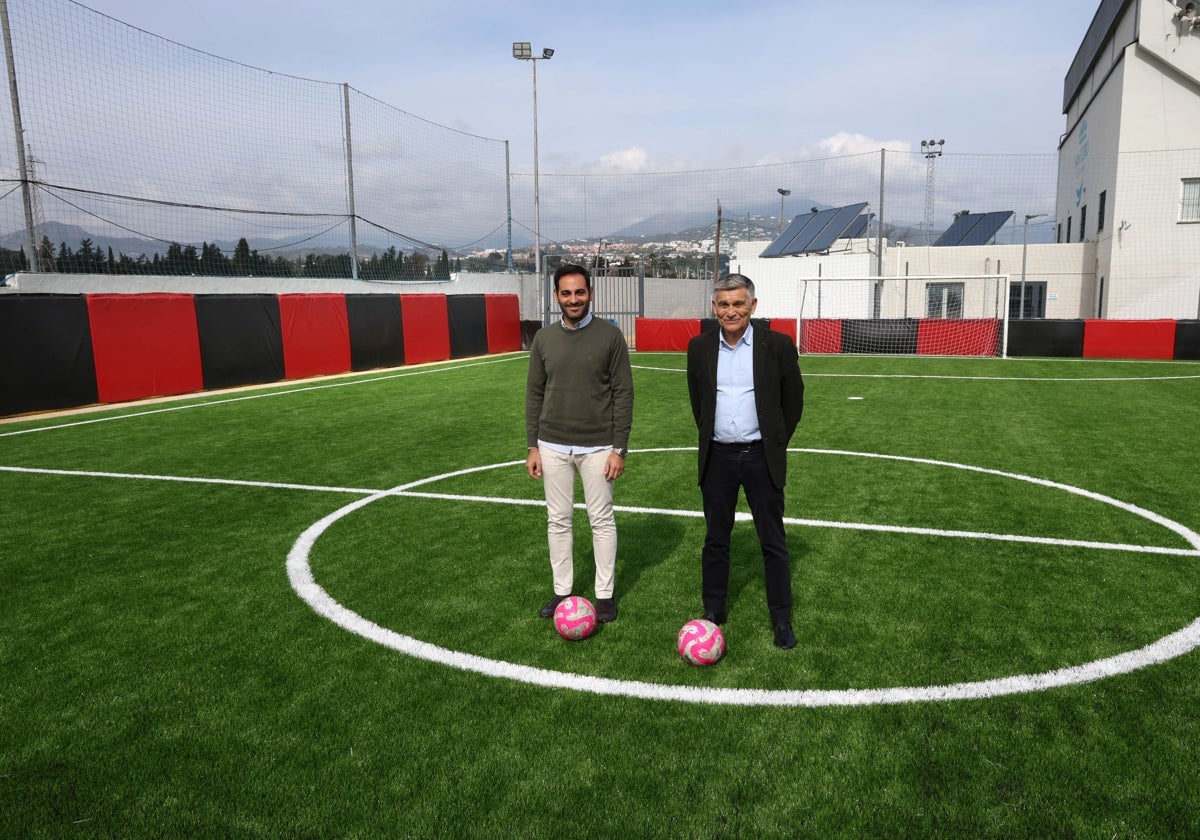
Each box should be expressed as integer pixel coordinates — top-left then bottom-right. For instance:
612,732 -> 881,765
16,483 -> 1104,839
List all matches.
795,274 -> 1011,358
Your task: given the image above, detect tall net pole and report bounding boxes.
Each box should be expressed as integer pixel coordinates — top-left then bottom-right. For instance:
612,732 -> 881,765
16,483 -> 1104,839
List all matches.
1,0 -> 38,271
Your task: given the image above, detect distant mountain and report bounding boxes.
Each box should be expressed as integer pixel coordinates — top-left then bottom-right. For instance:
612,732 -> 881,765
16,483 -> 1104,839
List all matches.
0,221 -> 163,258
609,197 -> 828,240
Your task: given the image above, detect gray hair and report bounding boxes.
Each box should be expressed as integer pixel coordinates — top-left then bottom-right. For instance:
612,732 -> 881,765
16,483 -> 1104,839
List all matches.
712,273 -> 755,301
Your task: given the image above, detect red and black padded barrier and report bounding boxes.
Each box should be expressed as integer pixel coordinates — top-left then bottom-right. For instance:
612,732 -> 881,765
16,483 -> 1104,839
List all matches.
1083,319 -> 1176,360
485,294 -> 522,353
195,294 -> 284,390
400,294 -> 451,365
448,294 -> 489,359
86,293 -> 204,404
0,294 -> 97,416
637,316 -> 1191,359
278,294 -> 351,380
346,294 -> 405,371
1176,320 -> 1200,360
1,291 -> 522,418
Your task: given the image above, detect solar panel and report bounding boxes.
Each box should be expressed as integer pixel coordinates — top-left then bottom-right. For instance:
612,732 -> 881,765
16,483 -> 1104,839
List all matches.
759,211 -> 827,258
932,211 -> 1013,246
806,203 -> 869,252
760,208 -> 837,257
839,213 -> 872,240
760,202 -> 868,257
958,211 -> 1013,246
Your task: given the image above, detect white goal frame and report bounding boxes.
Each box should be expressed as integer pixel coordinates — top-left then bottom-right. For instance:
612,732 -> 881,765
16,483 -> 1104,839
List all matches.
793,274 -> 1012,358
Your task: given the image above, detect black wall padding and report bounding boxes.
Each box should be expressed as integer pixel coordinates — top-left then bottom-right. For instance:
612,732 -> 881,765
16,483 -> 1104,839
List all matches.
0,294 -> 98,416
346,294 -> 405,371
521,320 -> 541,350
842,318 -> 918,354
194,294 -> 284,390
447,294 -> 489,359
1006,319 -> 1084,358
1174,320 -> 1200,360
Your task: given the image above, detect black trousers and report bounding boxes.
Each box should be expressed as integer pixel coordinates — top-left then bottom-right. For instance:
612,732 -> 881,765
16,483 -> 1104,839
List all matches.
700,441 -> 793,625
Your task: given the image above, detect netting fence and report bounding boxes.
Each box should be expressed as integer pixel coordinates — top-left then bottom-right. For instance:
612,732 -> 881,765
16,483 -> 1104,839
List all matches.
1,0 -> 1198,320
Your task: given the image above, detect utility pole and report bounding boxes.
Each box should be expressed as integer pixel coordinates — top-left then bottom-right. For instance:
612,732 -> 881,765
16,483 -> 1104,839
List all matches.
713,201 -> 722,281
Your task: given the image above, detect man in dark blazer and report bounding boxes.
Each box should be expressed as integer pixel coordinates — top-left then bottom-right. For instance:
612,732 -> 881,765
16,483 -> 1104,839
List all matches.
686,274 -> 805,648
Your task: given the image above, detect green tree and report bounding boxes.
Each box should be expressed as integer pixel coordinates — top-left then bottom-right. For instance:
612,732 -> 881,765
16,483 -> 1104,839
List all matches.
233,237 -> 252,276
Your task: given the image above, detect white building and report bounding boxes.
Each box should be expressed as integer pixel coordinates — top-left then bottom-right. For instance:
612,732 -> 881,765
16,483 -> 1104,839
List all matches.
1058,0 -> 1200,319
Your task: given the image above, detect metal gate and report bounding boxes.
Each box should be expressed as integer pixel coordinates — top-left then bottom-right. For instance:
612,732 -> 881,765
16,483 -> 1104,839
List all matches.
541,266 -> 644,343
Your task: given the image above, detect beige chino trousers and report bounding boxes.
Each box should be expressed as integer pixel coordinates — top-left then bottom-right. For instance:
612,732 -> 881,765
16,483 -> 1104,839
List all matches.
538,446 -> 617,600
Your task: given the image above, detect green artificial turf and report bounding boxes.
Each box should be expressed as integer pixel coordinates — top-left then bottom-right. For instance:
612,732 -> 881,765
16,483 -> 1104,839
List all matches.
2,351 -> 1199,838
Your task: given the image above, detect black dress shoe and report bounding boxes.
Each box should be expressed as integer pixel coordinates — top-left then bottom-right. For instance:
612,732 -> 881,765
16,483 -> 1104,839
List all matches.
539,594 -> 568,618
703,610 -> 726,625
596,598 -> 617,623
773,622 -> 796,650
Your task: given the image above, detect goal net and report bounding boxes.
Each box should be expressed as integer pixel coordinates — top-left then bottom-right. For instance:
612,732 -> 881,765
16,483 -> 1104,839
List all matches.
796,275 -> 1010,357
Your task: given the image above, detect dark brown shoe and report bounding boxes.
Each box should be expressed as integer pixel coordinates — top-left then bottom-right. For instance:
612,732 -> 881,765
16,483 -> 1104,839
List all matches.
539,594 -> 568,618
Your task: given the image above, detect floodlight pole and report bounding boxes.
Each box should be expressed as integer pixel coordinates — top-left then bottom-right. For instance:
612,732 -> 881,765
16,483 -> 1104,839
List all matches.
777,188 -> 790,233
921,138 -> 944,246
513,43 -> 553,282
1019,212 -> 1046,319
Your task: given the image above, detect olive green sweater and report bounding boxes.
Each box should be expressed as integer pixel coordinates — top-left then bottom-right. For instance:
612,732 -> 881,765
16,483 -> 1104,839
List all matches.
525,316 -> 634,450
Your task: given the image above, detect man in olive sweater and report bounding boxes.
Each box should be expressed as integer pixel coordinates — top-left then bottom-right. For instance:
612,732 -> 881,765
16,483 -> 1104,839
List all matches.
525,264 -> 634,624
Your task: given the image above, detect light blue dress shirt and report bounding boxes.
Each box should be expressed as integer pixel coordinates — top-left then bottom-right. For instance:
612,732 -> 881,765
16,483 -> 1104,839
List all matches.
713,323 -> 760,443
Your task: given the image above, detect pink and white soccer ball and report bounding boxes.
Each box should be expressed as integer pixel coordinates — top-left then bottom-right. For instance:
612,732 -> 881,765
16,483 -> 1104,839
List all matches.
677,618 -> 725,666
553,596 -> 597,640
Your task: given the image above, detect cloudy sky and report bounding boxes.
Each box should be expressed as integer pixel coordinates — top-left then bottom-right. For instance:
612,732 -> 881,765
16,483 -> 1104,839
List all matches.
79,0 -> 1102,175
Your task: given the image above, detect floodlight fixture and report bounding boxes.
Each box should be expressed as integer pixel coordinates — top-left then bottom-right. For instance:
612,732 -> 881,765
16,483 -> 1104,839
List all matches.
512,42 -> 556,281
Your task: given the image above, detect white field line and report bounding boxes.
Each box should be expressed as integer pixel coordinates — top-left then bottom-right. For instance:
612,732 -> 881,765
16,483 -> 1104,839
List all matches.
0,354 -> 524,438
630,363 -> 1200,382
0,465 -> 379,496
6,452 -> 1198,558
287,466 -> 1200,707
7,452 -> 1200,706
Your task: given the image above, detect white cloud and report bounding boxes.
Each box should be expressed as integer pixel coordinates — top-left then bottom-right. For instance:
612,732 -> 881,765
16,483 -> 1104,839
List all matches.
597,147 -> 650,173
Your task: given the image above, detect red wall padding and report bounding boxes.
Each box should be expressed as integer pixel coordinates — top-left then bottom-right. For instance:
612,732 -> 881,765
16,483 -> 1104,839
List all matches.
86,293 -> 203,404
917,318 -> 1001,356
1083,319 -> 1177,360
800,319 -> 843,353
278,294 -> 351,379
769,318 -> 797,343
401,294 -> 451,364
485,294 -> 522,353
634,318 -> 701,351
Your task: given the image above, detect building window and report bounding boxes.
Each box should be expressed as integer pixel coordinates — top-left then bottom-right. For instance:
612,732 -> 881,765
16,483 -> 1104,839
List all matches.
1057,223 -> 1062,243
1066,216 -> 1072,243
1079,205 -> 1087,241
926,282 -> 965,319
1009,281 -> 1047,319
1182,178 -> 1200,222
1097,190 -> 1106,231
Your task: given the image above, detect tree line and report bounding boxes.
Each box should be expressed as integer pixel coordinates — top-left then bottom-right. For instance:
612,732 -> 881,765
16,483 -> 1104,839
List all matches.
0,237 -> 460,280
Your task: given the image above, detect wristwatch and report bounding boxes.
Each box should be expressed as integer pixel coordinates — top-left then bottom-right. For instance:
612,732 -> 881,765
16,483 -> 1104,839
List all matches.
614,448 -> 628,458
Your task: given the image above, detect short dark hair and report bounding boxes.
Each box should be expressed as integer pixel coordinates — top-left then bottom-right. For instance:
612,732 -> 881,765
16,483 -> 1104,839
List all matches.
712,273 -> 755,301
553,263 -> 591,291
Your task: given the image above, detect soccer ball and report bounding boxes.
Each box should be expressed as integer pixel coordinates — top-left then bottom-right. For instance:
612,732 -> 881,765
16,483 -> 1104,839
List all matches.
553,596 -> 597,641
677,618 -> 725,666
